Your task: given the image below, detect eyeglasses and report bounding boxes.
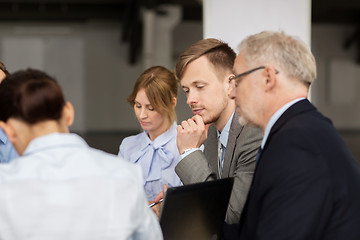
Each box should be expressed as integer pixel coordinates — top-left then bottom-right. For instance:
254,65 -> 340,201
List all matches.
229,66 -> 279,89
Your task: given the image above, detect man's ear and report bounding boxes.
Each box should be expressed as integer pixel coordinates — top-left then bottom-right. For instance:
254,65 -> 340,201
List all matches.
264,67 -> 277,92
62,102 -> 75,127
0,121 -> 17,144
226,74 -> 235,93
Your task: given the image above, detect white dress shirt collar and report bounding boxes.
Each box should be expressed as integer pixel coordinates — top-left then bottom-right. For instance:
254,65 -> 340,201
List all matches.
23,132 -> 87,156
217,111 -> 235,148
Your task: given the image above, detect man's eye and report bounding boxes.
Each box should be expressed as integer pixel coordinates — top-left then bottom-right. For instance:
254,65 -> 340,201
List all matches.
135,104 -> 141,108
196,85 -> 204,89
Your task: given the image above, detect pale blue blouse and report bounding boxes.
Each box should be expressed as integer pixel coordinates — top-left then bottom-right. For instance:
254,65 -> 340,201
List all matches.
118,122 -> 182,201
0,129 -> 18,163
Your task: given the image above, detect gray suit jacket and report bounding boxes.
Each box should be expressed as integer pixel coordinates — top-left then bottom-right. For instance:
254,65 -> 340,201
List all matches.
175,111 -> 263,224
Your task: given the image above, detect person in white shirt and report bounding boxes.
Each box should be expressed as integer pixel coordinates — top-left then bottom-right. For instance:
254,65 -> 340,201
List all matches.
0,68 -> 162,240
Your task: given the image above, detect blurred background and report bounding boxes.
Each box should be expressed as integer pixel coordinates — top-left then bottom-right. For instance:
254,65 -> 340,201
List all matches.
0,0 -> 359,162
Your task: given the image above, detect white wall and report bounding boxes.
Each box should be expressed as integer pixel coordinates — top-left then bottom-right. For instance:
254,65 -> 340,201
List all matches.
0,21 -> 143,132
203,0 -> 311,51
311,24 -> 360,129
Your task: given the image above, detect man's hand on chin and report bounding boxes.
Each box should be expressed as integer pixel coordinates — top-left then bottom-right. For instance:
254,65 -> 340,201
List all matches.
176,115 -> 210,155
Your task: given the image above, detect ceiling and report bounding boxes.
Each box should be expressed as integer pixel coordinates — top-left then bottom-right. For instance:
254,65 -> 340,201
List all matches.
0,0 -> 202,21
0,0 -> 358,24
312,0 -> 360,24
0,0 -> 358,64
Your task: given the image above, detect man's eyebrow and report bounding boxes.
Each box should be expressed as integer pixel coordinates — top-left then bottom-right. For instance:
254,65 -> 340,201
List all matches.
191,80 -> 206,85
181,80 -> 207,89
194,80 -> 206,84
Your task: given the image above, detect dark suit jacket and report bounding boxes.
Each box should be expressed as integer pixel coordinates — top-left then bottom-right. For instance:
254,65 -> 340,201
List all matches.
176,111 -> 263,224
238,99 -> 360,240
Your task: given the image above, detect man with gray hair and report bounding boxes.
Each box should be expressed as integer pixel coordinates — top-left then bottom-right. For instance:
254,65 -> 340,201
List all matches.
229,31 -> 360,239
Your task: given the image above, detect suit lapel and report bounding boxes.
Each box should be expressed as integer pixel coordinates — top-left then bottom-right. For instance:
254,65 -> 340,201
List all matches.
263,99 -> 316,151
222,111 -> 243,177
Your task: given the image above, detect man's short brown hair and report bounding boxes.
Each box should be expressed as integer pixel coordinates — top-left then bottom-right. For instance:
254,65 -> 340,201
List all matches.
175,38 -> 236,80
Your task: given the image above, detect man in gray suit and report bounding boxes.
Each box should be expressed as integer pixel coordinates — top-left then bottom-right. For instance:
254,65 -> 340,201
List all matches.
175,38 -> 263,224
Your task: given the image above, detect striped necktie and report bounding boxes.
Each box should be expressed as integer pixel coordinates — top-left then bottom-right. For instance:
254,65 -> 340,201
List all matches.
218,139 -> 225,177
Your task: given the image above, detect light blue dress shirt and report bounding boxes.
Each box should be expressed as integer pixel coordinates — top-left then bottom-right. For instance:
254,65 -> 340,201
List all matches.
118,122 -> 183,201
0,129 -> 18,163
0,133 -> 162,240
216,111 -> 234,171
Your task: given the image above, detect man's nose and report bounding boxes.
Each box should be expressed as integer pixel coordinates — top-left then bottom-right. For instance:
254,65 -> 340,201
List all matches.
229,86 -> 236,100
186,91 -> 198,106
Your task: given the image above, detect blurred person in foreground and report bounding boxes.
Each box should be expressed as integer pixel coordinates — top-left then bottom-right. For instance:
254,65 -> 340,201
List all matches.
0,69 -> 162,240
228,30 -> 360,239
0,61 -> 18,163
118,66 -> 182,206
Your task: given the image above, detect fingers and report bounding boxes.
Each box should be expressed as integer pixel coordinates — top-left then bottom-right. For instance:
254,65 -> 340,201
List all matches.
191,114 -> 204,127
176,124 -> 184,134
152,203 -> 161,218
153,184 -> 167,203
153,192 -> 164,203
177,116 -> 208,154
178,115 -> 205,132
151,184 -> 168,218
179,118 -> 190,129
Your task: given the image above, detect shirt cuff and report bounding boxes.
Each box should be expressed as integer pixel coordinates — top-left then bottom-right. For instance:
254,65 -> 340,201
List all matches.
180,145 -> 204,159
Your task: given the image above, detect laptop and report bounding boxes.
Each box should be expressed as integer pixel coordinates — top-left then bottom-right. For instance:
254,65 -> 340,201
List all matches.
159,178 -> 234,240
